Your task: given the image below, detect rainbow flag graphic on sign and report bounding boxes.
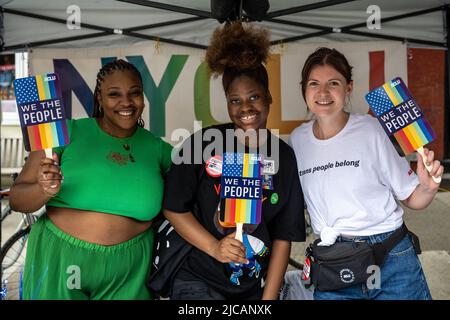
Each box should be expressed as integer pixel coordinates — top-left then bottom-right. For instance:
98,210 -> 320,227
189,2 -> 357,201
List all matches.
14,73 -> 69,152
220,153 -> 263,226
365,77 -> 435,156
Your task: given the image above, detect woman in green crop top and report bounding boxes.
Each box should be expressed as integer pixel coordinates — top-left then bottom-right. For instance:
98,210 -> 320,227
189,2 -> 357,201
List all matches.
10,60 -> 172,300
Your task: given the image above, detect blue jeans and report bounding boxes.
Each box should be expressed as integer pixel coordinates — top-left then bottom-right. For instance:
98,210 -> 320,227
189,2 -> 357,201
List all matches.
314,229 -> 432,300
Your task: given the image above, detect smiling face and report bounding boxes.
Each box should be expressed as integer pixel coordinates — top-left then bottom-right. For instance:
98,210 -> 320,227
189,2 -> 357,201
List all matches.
304,64 -> 353,119
226,75 -> 271,132
97,69 -> 144,138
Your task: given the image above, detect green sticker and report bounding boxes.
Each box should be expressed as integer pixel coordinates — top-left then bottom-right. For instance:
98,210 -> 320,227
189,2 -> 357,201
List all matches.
270,193 -> 279,204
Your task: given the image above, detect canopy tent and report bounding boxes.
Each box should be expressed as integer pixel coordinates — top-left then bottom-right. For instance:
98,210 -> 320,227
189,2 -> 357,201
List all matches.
1,0 -> 449,161
2,0 -> 449,50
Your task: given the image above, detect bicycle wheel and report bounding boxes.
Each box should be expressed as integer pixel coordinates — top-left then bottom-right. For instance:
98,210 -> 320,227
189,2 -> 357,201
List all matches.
1,201 -> 11,222
0,227 -> 30,300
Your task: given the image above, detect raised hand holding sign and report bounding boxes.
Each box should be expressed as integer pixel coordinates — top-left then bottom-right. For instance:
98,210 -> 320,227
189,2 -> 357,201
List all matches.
365,77 -> 441,183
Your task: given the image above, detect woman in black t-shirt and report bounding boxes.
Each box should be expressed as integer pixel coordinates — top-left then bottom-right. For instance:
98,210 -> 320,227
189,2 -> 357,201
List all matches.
162,22 -> 306,300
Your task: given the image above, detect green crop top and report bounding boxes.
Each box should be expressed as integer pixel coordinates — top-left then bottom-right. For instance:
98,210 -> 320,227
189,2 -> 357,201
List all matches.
47,118 -> 173,221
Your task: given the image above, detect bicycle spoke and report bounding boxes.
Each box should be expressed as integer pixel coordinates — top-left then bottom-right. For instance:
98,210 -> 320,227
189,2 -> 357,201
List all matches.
1,230 -> 29,300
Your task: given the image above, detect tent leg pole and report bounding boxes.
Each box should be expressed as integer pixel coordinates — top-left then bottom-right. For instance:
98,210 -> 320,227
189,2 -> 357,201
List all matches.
445,6 -> 450,168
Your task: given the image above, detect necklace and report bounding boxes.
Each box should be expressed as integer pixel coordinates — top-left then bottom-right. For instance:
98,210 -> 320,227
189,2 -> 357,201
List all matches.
122,143 -> 135,162
97,118 -> 137,164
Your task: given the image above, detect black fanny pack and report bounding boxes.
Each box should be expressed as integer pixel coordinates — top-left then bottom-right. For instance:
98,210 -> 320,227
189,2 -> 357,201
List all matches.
304,224 -> 421,292
146,218 -> 192,299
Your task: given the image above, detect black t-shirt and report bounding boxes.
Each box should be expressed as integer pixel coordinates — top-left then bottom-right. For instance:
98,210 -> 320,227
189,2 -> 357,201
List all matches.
163,123 -> 306,299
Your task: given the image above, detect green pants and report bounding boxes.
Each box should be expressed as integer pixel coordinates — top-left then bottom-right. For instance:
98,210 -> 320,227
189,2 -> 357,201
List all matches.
23,214 -> 153,300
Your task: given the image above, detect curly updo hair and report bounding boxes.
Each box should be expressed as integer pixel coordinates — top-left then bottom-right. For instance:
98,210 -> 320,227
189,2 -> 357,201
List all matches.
205,22 -> 271,93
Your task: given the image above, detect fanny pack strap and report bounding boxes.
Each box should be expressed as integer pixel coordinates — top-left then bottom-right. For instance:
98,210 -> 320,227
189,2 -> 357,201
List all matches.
371,223 -> 409,266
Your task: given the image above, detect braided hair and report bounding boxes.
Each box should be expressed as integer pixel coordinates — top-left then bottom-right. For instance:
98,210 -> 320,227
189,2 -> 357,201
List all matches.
92,59 -> 145,127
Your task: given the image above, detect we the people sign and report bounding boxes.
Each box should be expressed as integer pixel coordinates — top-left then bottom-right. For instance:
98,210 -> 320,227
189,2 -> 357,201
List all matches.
14,73 -> 69,151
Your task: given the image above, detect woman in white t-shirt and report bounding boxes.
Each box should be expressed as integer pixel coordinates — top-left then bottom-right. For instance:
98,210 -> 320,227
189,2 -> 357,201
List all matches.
289,47 -> 444,300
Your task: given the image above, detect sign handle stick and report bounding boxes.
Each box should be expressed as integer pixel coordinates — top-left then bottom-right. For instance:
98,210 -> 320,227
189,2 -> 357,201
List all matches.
44,148 -> 52,159
44,148 -> 58,189
235,222 -> 243,242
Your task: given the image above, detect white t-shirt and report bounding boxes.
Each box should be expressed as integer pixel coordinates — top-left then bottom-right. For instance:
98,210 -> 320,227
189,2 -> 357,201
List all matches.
289,113 -> 419,237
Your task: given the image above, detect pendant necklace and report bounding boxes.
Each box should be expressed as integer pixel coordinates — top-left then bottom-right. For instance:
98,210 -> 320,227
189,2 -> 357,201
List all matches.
122,142 -> 135,163
98,118 -> 136,163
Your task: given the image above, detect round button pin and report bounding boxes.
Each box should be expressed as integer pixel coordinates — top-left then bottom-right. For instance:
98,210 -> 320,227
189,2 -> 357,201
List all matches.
270,193 -> 279,204
205,155 -> 222,177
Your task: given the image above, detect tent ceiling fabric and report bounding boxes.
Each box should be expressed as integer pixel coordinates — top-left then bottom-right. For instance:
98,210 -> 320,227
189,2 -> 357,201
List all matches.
2,0 -> 450,51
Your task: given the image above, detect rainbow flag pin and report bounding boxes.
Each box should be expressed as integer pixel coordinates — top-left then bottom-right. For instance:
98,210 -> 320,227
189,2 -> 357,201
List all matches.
365,77 -> 440,183
220,153 -> 263,242
14,73 -> 69,157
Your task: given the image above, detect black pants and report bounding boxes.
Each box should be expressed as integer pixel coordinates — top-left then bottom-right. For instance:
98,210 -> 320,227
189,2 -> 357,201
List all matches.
170,277 -> 263,300
170,278 -> 226,300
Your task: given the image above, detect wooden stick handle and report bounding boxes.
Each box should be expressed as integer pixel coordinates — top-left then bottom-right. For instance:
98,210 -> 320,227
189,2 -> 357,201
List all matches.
235,223 -> 243,242
417,147 -> 441,184
45,148 -> 58,189
44,148 -> 52,159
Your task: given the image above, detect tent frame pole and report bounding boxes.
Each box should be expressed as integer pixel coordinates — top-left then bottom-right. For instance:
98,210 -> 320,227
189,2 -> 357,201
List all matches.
2,8 -> 207,51
267,0 -> 359,18
1,4 -> 447,51
3,8 -> 112,32
445,6 -> 450,163
115,0 -> 211,18
271,6 -> 446,47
